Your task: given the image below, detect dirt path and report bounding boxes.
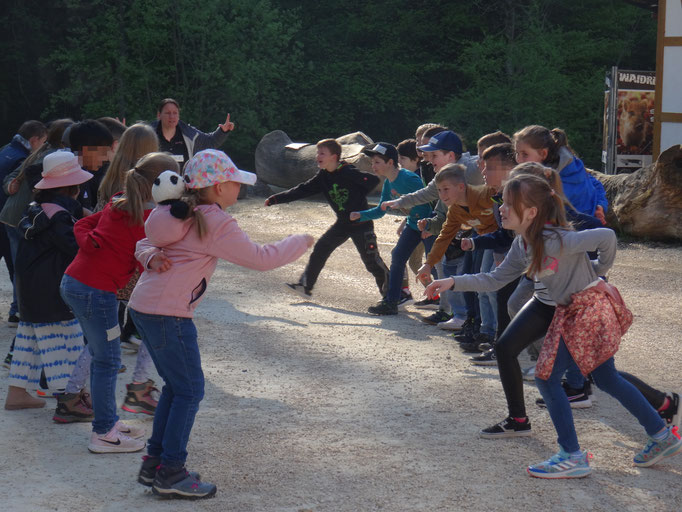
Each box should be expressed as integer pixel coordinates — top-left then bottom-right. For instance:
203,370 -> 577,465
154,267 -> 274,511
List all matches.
1,197 -> 681,511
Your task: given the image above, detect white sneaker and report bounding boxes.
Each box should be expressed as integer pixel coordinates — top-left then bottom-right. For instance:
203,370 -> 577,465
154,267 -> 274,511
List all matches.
437,316 -> 466,331
115,420 -> 145,439
88,427 -> 145,453
522,365 -> 536,381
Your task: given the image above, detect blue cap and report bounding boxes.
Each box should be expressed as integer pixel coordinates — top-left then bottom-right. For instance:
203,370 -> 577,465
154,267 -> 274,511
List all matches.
418,130 -> 463,154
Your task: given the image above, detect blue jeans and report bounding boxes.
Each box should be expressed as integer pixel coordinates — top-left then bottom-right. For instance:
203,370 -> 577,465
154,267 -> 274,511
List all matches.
387,226 -> 431,302
60,274 -> 120,434
442,256 -> 467,318
478,249 -> 497,336
536,339 -> 665,453
129,309 -> 204,467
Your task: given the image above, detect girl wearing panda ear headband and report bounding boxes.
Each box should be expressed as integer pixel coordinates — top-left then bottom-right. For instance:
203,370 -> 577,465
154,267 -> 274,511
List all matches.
126,149 -> 314,499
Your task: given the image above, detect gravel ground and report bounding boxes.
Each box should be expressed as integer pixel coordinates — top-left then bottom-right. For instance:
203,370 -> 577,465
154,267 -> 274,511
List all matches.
0,197 -> 680,512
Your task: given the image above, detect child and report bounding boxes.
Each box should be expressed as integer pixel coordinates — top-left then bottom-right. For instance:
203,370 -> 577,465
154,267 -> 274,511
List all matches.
396,138 -> 429,298
348,143 -> 432,315
68,119 -> 115,211
513,125 -> 608,224
265,138 -> 388,298
128,149 -> 313,499
5,151 -> 91,411
425,173 -> 682,478
383,130 -> 479,325
60,152 -> 179,454
414,162 -> 498,334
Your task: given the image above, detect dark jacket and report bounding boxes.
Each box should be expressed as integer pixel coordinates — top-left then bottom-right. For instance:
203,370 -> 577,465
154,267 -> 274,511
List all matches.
268,162 -> 380,224
15,195 -> 84,323
151,120 -> 230,160
0,136 -> 31,210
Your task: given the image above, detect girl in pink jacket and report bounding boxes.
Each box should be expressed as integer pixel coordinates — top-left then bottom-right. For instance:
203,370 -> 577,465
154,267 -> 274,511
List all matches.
128,149 -> 313,499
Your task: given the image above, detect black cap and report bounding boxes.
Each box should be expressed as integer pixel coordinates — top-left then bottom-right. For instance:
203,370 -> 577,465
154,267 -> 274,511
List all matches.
362,142 -> 399,164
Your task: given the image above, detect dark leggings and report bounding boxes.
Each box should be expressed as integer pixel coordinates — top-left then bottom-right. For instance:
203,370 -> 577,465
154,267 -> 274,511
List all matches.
495,297 -> 556,418
495,277 -> 521,340
496,297 -> 668,418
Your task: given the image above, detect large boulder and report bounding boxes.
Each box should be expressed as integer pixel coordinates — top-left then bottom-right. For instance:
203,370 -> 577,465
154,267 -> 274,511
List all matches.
590,144 -> 682,240
255,130 -> 378,189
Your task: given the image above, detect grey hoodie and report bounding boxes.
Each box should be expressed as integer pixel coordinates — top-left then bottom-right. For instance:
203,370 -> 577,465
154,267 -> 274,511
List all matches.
450,228 -> 616,305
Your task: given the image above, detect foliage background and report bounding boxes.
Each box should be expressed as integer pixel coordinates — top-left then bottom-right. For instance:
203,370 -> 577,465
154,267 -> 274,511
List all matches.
0,0 -> 657,170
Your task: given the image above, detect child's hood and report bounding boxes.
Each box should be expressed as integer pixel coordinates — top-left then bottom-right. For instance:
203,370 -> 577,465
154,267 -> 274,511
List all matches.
144,204 -> 195,247
556,147 -> 586,184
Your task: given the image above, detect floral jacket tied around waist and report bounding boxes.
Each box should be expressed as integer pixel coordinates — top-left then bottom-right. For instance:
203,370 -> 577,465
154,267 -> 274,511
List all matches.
535,280 -> 633,380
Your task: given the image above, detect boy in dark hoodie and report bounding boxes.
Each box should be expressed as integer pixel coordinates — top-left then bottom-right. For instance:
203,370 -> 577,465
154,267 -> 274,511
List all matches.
265,138 -> 388,297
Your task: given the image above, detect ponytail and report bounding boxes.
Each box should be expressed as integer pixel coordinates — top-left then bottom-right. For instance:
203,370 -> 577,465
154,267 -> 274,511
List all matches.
170,188 -> 209,239
112,152 -> 179,225
550,128 -> 574,156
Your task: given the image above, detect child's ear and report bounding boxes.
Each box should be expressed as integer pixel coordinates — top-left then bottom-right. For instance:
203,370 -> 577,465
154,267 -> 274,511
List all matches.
539,148 -> 549,162
526,206 -> 538,221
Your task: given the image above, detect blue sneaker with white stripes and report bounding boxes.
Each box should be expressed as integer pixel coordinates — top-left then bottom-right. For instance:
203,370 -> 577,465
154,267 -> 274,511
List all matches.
527,449 -> 592,479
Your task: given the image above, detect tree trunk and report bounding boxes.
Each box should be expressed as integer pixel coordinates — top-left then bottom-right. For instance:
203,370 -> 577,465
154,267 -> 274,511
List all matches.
589,144 -> 682,240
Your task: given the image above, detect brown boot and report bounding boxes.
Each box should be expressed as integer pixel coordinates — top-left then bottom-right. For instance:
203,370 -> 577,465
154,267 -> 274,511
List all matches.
53,390 -> 94,423
5,386 -> 47,410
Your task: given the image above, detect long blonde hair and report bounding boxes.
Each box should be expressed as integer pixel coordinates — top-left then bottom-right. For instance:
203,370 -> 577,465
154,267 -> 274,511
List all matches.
112,152 -> 179,225
98,123 -> 159,208
503,173 -> 572,277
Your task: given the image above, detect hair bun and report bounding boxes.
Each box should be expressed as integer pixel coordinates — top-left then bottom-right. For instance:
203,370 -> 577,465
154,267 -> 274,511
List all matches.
169,199 -> 190,219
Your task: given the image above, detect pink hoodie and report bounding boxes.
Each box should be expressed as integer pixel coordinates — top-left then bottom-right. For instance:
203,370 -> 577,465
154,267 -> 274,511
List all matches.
128,204 -> 309,318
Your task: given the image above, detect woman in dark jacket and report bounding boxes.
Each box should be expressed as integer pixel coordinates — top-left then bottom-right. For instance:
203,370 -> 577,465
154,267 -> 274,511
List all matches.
5,151 -> 92,410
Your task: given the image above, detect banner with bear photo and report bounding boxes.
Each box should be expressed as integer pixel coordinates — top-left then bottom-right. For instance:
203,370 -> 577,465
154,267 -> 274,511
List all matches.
602,68 -> 655,174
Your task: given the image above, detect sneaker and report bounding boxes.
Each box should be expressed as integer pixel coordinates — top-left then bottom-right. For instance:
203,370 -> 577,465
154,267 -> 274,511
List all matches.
421,310 -> 452,325
437,316 -> 466,331
7,314 -> 19,328
152,465 -> 217,499
453,331 -> 475,344
474,333 -> 495,352
522,365 -> 536,382
368,299 -> 398,316
53,391 -> 94,423
660,392 -> 681,428
398,290 -> 414,308
480,416 -> 532,439
536,381 -> 592,409
460,340 -> 487,354
471,348 -> 497,366
121,333 -> 142,352
527,449 -> 592,479
88,427 -> 145,454
3,351 -> 13,369
115,420 -> 145,440
285,282 -> 312,299
122,380 -> 159,415
633,426 -> 682,467
413,297 -> 440,310
138,456 -> 201,487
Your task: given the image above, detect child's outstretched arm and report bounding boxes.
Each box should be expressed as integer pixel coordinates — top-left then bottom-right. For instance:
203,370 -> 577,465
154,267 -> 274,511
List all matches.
265,171 -> 323,206
207,216 -> 313,271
